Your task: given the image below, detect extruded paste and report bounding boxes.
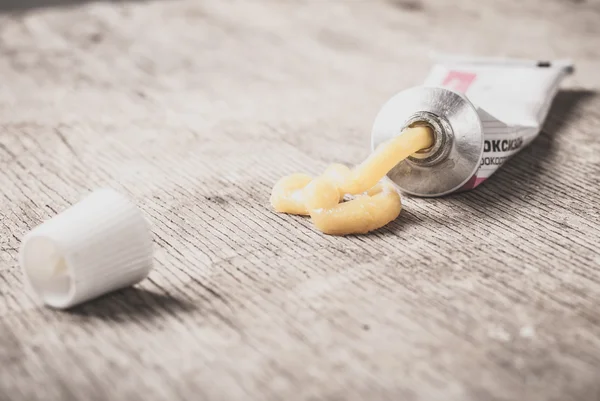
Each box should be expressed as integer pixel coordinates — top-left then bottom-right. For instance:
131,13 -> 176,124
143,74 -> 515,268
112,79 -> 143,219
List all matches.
270,126 -> 433,235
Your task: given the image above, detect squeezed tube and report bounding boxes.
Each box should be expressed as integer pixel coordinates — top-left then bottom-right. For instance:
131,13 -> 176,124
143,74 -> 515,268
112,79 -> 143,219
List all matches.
270,126 -> 434,235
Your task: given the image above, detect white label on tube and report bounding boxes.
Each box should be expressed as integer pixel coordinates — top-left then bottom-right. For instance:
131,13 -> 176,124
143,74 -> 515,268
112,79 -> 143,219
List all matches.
423,56 -> 573,190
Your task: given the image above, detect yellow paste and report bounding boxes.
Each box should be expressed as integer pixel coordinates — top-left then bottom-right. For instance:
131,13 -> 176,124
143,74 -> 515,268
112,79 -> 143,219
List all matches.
270,126 -> 434,235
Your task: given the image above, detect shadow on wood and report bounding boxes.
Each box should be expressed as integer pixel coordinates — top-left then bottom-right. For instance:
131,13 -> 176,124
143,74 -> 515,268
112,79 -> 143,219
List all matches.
65,286 -> 196,320
541,89 -> 596,137
0,0 -> 147,13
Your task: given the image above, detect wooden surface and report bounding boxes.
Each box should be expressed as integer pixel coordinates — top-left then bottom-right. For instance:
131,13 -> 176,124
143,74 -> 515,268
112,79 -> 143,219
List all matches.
1,0 -> 599,400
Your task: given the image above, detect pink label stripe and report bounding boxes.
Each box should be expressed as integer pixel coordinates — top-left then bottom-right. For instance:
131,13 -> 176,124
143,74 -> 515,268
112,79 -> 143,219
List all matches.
458,175 -> 487,191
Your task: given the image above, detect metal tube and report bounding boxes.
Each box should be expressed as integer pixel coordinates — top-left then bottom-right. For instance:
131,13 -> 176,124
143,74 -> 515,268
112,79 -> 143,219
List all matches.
371,87 -> 484,197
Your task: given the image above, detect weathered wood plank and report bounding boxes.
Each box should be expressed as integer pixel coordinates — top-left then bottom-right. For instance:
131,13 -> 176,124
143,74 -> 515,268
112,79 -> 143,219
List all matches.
0,0 -> 599,400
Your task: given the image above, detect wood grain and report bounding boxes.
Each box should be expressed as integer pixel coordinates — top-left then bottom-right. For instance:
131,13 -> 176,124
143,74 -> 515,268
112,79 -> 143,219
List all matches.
0,0 -> 599,400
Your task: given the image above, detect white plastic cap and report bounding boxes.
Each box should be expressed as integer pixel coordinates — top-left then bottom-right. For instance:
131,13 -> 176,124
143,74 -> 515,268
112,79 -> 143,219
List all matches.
19,188 -> 154,309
